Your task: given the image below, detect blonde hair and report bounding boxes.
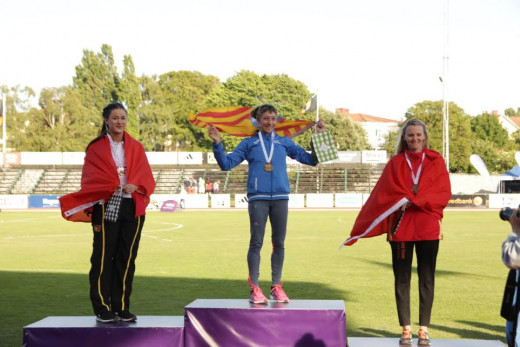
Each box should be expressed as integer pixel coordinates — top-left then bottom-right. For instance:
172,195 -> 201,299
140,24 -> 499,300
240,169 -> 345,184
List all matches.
395,118 -> 429,154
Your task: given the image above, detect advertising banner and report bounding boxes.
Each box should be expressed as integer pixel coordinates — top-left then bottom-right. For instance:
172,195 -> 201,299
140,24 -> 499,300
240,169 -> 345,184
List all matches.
335,193 -> 363,208
0,194 -> 28,209
489,194 -> 520,209
447,194 -> 487,208
306,193 -> 334,208
29,195 -> 61,208
235,194 -> 249,208
211,194 -> 231,208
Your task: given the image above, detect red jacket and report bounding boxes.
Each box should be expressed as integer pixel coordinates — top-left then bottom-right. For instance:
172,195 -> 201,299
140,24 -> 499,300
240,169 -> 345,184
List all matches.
59,132 -> 155,222
342,149 -> 451,246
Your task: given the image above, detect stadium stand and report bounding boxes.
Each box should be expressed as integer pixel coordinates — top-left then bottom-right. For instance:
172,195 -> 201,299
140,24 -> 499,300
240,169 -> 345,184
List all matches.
0,163 -> 385,195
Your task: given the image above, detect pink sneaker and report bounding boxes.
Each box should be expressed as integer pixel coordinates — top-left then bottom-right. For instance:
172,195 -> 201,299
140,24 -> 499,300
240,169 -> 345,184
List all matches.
270,284 -> 290,303
249,285 -> 268,304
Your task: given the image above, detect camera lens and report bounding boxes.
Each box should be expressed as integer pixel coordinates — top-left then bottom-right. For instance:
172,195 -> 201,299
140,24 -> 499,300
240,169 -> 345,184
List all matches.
500,207 -> 514,221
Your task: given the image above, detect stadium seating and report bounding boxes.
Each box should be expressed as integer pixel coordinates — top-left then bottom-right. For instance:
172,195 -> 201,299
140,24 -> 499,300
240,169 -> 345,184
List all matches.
0,163 -> 386,196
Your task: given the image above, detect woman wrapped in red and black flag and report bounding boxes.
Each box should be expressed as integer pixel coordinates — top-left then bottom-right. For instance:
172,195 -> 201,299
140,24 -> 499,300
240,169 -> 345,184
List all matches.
59,103 -> 155,324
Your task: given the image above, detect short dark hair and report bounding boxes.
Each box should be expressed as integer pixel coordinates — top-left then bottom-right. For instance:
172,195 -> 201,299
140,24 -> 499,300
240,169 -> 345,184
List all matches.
252,104 -> 277,120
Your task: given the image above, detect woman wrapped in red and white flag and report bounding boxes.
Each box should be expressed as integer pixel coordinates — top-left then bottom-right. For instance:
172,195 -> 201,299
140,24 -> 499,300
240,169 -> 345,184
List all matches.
342,118 -> 451,346
59,103 -> 155,324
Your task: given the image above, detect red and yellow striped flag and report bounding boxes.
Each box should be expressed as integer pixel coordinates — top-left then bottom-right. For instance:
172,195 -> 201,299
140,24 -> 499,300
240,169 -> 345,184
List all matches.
188,106 -> 315,138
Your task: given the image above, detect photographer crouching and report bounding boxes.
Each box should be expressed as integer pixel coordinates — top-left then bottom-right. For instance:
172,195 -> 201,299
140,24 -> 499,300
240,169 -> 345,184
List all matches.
501,206 -> 520,347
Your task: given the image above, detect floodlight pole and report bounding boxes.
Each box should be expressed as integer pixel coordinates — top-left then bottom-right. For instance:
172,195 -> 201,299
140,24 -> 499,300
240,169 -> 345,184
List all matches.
1,91 -> 6,154
442,0 -> 450,170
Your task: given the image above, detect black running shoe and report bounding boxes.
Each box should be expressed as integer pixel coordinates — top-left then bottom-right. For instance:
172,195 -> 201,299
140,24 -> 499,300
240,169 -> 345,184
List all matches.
95,311 -> 117,324
115,310 -> 137,322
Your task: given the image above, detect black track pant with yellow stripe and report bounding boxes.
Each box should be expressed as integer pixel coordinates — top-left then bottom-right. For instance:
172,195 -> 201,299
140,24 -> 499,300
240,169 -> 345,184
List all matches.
89,198 -> 145,315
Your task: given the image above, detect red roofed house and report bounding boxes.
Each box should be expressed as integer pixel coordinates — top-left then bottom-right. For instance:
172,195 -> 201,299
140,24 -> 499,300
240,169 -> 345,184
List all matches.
494,110 -> 520,138
337,108 -> 402,149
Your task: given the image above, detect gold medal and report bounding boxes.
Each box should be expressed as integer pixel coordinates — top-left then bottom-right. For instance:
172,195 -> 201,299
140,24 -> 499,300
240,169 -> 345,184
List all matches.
412,184 -> 418,194
264,163 -> 272,172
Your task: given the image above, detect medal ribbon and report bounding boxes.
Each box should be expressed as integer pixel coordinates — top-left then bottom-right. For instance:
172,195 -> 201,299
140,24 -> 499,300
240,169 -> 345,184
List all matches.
258,131 -> 274,165
405,152 -> 425,188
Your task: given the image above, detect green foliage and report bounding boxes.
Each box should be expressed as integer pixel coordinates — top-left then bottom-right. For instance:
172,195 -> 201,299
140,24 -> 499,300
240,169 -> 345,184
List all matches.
505,107 -> 520,117
206,70 -> 313,149
3,43 -> 520,173
118,55 -> 142,139
405,100 -> 473,172
471,112 -> 510,148
314,108 -> 371,150
158,71 -> 220,150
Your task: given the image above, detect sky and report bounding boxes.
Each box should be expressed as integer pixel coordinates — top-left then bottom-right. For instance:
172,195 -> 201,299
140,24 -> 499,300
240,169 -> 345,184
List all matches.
1,0 -> 519,120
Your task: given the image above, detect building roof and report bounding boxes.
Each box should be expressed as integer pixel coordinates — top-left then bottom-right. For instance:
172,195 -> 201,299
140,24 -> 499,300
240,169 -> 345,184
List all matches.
346,113 -> 400,123
509,116 -> 520,128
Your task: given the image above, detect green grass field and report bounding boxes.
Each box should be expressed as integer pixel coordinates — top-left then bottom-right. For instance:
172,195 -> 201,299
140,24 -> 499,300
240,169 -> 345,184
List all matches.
0,209 -> 511,346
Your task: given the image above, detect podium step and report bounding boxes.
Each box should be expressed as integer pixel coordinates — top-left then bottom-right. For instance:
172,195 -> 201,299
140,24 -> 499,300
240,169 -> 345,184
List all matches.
347,337 -> 505,347
23,316 -> 184,347
184,299 -> 346,347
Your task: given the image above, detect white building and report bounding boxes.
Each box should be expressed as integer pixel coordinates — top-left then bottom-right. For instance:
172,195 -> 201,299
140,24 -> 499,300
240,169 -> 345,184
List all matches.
495,110 -> 520,138
337,108 -> 401,149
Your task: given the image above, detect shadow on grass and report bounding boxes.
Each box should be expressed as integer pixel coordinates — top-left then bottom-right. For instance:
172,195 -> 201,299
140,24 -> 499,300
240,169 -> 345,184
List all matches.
0,270 -> 347,347
357,324 -> 505,342
349,257 -> 491,279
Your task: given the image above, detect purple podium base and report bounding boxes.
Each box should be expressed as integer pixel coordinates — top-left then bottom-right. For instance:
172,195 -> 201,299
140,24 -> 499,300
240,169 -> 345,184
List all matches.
184,299 -> 346,347
348,337 -> 505,347
23,316 -> 184,347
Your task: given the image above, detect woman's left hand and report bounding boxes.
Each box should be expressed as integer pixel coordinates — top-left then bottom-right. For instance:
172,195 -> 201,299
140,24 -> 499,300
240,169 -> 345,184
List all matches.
123,184 -> 140,194
316,119 -> 325,133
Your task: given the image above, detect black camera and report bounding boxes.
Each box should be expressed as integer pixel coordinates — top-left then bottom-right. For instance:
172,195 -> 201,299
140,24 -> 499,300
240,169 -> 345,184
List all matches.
500,206 -> 520,221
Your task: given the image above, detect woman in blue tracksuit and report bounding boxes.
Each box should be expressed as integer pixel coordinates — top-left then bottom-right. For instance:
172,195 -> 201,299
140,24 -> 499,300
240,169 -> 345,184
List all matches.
209,104 -> 325,304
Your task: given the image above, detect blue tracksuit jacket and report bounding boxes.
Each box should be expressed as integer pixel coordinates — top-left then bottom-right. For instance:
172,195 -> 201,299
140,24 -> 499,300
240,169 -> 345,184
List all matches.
212,131 -> 318,201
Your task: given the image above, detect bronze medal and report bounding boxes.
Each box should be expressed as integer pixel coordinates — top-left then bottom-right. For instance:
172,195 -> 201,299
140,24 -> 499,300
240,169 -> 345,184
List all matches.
264,163 -> 272,172
412,184 -> 418,194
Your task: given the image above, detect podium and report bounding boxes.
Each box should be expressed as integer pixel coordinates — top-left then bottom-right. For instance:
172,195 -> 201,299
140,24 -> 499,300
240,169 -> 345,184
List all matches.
23,316 -> 184,347
184,299 -> 346,347
23,299 -> 346,347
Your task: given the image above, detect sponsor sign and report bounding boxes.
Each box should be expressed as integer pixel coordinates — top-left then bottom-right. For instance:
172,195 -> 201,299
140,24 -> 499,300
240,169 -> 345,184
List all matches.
211,194 -> 230,208
178,152 -> 203,165
448,194 -> 487,208
0,194 -> 28,209
160,200 -> 178,212
29,195 -> 61,208
306,193 -> 334,208
489,194 -> 520,209
4,152 -> 21,166
335,193 -> 363,208
235,194 -> 249,208
361,150 -> 387,164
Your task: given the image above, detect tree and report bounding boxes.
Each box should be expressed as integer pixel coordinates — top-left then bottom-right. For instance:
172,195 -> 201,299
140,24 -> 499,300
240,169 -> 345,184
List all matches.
1,85 -> 38,151
505,107 -> 520,117
117,55 -> 142,139
471,112 -> 510,149
405,100 -> 473,172
158,71 -> 220,150
318,108 -> 370,150
204,70 -> 312,149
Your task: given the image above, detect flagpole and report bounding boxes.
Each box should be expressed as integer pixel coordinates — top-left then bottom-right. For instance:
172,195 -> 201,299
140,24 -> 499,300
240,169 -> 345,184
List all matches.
315,92 -> 319,122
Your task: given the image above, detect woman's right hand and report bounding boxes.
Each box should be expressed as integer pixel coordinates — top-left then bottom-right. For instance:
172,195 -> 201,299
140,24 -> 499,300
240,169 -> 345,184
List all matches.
208,125 -> 221,144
